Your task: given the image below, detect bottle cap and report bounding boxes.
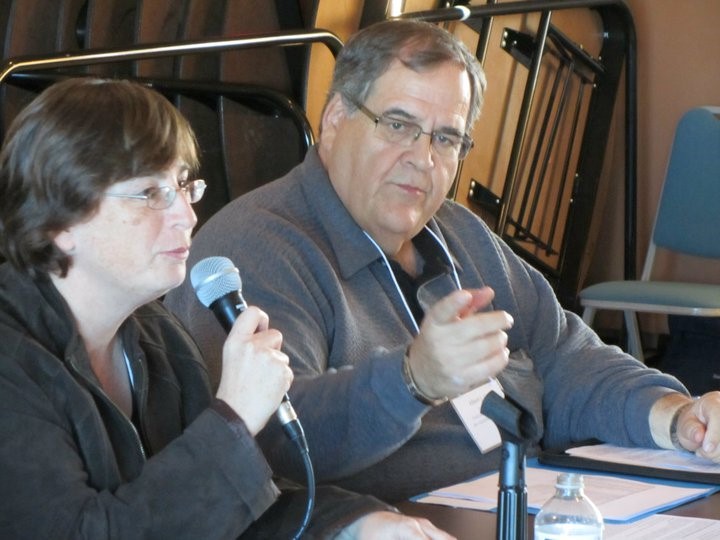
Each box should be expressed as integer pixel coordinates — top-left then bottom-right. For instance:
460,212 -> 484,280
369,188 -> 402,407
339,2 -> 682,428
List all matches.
556,472 -> 583,488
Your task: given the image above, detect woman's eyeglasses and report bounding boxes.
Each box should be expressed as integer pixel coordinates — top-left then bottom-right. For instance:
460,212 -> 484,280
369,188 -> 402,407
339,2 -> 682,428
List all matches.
105,179 -> 206,210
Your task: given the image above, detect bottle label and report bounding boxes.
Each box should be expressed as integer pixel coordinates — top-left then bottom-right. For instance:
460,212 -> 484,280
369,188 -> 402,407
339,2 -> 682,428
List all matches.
535,525 -> 602,540
535,534 -> 600,540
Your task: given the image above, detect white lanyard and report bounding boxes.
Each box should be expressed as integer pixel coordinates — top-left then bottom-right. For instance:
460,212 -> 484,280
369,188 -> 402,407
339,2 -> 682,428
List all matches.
363,225 -> 461,334
122,345 -> 135,391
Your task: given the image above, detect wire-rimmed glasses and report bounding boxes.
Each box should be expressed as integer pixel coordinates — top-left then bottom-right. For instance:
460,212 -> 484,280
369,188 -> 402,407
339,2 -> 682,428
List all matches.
105,179 -> 206,210
349,98 -> 474,160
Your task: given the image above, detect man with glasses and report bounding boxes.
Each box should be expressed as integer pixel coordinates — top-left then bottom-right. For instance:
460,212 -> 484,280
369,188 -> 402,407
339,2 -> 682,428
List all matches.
166,19 -> 720,503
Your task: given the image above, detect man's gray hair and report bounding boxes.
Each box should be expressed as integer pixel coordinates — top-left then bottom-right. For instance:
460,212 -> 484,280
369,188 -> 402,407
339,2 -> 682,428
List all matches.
327,19 -> 487,132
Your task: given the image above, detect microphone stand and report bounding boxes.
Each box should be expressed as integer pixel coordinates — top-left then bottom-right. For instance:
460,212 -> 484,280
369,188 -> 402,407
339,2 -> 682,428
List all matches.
481,391 -> 536,540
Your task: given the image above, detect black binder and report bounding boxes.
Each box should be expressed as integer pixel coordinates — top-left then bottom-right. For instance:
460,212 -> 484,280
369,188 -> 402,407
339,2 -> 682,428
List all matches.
539,445 -> 720,486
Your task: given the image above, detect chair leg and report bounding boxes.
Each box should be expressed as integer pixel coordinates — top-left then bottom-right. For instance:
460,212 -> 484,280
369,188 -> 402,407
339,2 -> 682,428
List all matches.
582,307 -> 596,325
623,311 -> 644,363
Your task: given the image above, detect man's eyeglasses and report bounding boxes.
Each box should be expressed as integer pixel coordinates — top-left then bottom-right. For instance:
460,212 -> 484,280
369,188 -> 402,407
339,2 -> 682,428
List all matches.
349,99 -> 474,160
105,179 -> 207,210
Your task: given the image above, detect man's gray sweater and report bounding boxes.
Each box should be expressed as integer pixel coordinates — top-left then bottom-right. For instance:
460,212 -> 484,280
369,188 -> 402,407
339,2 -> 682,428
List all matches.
165,148 -> 687,502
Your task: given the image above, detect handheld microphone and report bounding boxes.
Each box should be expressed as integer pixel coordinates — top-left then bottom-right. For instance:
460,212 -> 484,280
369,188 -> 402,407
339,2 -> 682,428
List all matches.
191,256 -> 315,539
190,256 -> 306,445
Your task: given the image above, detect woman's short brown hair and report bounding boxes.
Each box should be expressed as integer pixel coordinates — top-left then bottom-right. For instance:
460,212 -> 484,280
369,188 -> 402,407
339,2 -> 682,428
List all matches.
0,77 -> 199,278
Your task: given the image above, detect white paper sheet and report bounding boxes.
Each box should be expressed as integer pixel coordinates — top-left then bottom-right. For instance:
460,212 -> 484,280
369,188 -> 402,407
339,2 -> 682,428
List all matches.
605,514 -> 720,539
567,443 -> 720,474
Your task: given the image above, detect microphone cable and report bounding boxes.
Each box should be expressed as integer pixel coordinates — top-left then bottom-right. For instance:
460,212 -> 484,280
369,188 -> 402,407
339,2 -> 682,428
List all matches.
290,427 -> 314,540
277,396 -> 314,539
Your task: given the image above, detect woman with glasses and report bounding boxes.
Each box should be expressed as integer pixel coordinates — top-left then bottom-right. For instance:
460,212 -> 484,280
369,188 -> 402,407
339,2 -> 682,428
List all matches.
0,78 -> 453,539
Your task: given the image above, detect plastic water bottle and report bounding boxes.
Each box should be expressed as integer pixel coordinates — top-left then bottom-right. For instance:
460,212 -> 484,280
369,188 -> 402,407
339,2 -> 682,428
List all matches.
534,472 -> 604,539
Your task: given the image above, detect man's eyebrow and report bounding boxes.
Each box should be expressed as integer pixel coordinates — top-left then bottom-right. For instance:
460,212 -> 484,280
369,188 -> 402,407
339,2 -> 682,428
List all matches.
382,107 -> 465,136
382,107 -> 418,121
434,126 -> 464,137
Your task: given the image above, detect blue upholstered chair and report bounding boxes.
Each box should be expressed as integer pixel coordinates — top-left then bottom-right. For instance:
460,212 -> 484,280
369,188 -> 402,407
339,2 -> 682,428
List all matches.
580,106 -> 720,362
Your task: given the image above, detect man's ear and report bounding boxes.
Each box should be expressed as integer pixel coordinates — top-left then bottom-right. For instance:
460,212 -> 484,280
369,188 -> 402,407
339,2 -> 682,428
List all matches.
319,93 -> 348,152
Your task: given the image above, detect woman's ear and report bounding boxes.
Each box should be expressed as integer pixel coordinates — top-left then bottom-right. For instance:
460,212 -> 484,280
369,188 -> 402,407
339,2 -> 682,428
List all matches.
53,229 -> 76,254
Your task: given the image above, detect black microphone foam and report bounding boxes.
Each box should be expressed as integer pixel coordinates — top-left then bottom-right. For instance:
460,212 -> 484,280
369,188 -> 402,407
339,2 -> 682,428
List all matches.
191,256 -> 247,333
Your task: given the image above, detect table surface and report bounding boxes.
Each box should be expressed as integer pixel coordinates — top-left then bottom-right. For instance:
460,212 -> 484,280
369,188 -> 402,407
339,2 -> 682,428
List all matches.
396,490 -> 720,539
